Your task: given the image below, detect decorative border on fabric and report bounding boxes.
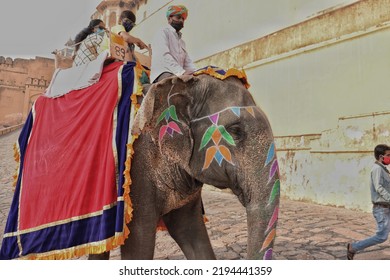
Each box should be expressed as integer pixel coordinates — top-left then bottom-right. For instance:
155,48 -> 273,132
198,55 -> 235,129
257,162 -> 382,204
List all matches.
16,102 -> 38,257
12,107 -> 36,192
4,202 -> 120,239
122,61 -> 146,237
193,66 -> 250,89
12,143 -> 20,191
112,65 -> 124,191
17,233 -> 125,260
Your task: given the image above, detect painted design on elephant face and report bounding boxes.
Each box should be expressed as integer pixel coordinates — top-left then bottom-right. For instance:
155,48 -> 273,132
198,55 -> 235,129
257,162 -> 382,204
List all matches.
261,141 -> 280,260
264,248 -> 273,260
260,228 -> 276,252
156,105 -> 183,141
264,142 -> 275,166
156,104 -> 259,170
267,179 -> 280,207
268,160 -> 279,183
199,118 -> 235,170
194,106 -> 258,170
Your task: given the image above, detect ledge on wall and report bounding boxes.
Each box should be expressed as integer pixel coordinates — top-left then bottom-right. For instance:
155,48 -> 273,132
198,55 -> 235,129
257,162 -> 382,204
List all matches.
0,123 -> 23,136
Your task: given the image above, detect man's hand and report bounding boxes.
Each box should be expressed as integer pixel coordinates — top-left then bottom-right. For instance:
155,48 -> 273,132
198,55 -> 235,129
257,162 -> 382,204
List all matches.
121,32 -> 149,50
135,39 -> 148,50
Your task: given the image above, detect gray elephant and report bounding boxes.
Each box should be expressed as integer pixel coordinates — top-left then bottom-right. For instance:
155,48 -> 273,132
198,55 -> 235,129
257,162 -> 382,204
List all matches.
90,72 -> 280,260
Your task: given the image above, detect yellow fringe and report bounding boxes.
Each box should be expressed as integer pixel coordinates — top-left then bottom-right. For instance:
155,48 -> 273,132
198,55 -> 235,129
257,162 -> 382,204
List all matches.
193,66 -> 250,89
12,143 -> 20,191
121,61 -> 146,233
18,233 -> 128,260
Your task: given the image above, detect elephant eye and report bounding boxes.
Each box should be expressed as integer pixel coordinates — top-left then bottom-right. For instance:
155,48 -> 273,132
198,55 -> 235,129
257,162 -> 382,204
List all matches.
226,123 -> 245,142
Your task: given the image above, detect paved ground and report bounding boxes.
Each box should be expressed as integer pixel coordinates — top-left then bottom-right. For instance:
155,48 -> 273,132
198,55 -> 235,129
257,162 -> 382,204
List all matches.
1,129 -> 390,260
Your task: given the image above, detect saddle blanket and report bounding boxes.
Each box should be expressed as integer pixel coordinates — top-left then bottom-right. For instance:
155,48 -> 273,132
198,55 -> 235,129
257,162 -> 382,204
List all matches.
0,61 -> 142,259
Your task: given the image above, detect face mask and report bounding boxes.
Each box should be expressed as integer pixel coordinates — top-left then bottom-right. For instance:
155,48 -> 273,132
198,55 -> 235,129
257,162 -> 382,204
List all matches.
123,21 -> 135,32
382,156 -> 390,165
170,21 -> 184,32
96,28 -> 105,36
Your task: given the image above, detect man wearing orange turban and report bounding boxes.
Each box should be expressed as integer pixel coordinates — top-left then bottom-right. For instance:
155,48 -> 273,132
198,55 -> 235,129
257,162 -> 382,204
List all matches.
150,5 -> 196,83
166,5 -> 188,21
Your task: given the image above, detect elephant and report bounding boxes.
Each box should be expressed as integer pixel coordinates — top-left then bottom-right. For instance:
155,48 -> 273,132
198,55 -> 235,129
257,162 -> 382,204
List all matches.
89,72 -> 280,260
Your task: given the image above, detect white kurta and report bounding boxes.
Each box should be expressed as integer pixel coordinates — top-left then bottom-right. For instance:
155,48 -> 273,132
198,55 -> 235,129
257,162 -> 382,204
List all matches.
150,25 -> 196,82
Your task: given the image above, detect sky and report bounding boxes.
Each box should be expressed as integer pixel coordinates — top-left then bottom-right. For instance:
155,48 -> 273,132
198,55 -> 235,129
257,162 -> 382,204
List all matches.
0,0 -> 102,59
0,0 -> 358,60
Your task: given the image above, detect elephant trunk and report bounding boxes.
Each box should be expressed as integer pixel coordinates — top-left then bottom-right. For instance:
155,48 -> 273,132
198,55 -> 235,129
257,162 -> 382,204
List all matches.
244,174 -> 280,259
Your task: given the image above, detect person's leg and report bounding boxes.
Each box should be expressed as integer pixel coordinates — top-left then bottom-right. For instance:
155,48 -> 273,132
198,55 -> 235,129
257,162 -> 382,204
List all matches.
351,207 -> 390,252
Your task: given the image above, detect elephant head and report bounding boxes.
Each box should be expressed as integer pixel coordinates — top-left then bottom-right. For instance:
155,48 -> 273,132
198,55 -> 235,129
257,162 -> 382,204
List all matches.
132,72 -> 280,260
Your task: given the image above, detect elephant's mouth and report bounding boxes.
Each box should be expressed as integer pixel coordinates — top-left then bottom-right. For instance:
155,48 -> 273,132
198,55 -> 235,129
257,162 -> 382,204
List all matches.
226,171 -> 247,206
231,184 -> 247,207
237,191 -> 246,206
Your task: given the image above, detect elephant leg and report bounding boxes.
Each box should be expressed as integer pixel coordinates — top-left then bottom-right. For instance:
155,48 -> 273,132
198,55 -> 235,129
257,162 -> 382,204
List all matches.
162,194 -> 216,260
120,182 -> 159,260
88,251 -> 110,260
120,215 -> 158,259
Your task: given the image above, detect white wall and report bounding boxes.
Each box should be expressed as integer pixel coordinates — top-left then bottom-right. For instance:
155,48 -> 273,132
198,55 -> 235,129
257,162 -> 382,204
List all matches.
246,28 -> 390,136
134,0 -> 357,60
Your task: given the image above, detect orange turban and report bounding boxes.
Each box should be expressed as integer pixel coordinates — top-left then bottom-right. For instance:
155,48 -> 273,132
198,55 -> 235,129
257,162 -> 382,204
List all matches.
166,5 -> 188,20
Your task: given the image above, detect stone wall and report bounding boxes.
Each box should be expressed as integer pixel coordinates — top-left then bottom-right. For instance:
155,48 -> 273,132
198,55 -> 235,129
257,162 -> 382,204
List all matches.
0,56 -> 54,127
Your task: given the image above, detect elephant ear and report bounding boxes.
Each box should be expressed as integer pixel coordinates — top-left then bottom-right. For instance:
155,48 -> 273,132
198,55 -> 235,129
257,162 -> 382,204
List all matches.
132,83 -> 156,135
132,75 -> 201,168
132,75 -> 199,135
